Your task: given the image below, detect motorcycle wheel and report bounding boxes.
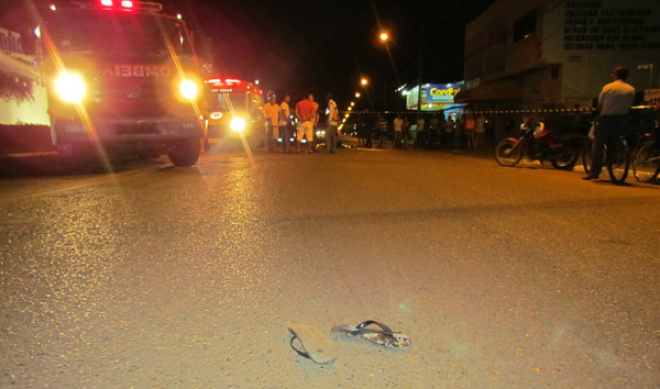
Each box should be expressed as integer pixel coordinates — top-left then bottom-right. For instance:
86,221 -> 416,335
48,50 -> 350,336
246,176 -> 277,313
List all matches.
494,139 -> 523,167
551,147 -> 579,170
607,137 -> 629,185
633,140 -> 660,183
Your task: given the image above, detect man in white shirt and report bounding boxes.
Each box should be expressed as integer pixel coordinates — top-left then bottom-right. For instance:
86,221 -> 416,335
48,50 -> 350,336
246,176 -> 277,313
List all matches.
393,114 -> 404,149
325,93 -> 339,154
584,66 -> 636,180
279,94 -> 291,153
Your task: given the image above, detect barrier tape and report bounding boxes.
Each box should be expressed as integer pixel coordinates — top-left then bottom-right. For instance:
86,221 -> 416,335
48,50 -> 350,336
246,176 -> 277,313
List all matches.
339,106 -> 657,116
339,108 -> 597,115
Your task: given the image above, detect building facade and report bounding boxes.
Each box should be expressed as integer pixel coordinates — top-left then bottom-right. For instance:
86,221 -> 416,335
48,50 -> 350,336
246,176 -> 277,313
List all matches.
457,0 -> 660,110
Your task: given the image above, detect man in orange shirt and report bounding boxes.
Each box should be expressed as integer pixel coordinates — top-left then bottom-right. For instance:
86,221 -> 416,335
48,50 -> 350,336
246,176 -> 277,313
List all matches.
295,94 -> 317,154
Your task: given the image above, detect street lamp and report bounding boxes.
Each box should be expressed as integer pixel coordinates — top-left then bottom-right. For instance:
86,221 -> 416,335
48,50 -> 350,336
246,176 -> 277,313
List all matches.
361,78 -> 368,86
378,31 -> 390,110
355,92 -> 361,98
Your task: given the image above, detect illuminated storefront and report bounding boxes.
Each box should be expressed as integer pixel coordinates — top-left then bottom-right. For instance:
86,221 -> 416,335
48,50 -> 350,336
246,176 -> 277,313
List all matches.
404,82 -> 465,114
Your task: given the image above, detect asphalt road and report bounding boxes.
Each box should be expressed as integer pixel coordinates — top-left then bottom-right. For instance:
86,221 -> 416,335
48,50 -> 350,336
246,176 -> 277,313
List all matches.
1,144 -> 659,389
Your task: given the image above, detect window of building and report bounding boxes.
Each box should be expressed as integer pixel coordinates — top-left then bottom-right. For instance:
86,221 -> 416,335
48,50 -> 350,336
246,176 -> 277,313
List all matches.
513,9 -> 537,42
551,67 -> 560,80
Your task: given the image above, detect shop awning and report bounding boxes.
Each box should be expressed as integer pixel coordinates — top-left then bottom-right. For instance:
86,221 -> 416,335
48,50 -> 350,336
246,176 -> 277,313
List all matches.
454,79 -> 522,102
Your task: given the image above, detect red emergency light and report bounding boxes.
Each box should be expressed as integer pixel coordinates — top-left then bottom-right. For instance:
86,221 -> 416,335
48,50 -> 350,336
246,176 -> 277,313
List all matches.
100,0 -> 132,8
98,0 -> 162,12
206,78 -> 244,88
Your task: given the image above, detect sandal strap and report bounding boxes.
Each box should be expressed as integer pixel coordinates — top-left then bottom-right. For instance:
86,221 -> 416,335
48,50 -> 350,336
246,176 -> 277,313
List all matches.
289,335 -> 311,359
352,320 -> 398,342
356,320 -> 393,333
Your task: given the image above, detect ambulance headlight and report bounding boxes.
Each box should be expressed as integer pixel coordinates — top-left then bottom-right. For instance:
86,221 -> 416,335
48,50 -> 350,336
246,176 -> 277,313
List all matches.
55,72 -> 86,103
179,79 -> 198,100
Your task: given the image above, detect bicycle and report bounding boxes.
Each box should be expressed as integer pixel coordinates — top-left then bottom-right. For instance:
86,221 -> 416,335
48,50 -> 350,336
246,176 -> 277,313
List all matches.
632,130 -> 660,183
581,116 -> 649,185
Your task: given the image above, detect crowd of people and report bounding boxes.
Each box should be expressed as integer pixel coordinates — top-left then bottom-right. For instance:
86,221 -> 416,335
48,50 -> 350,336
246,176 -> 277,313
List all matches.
258,65 -> 642,163
260,92 -> 340,154
352,111 -> 492,151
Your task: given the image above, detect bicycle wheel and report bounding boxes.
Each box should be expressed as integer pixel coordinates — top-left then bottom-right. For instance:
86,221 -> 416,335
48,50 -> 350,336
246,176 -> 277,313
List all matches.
633,140 -> 660,183
494,139 -> 523,167
607,137 -> 629,185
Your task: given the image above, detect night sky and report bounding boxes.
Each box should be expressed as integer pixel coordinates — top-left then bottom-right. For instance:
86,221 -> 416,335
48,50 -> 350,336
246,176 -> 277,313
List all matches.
166,0 -> 498,109
0,0 -> 497,109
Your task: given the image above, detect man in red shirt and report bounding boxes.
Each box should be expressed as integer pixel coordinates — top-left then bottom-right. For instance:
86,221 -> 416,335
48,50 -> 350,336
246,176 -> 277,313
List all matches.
295,94 -> 317,154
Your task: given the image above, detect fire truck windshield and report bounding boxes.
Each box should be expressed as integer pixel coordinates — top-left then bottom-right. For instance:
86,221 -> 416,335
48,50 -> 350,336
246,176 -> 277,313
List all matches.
46,10 -> 192,58
209,92 -> 248,112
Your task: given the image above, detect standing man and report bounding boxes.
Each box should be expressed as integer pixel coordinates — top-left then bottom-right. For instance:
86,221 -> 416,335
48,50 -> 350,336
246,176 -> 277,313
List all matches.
583,65 -> 636,180
444,115 -> 455,150
262,92 -> 280,152
376,113 -> 387,148
295,94 -> 317,154
325,93 -> 339,154
279,93 -> 292,154
475,114 -> 487,149
415,115 -> 426,148
393,114 -> 404,149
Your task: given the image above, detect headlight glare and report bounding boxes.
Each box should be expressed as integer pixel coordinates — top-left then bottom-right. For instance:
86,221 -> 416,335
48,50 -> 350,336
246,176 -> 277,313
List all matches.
230,117 -> 246,132
179,79 -> 198,100
55,72 -> 86,103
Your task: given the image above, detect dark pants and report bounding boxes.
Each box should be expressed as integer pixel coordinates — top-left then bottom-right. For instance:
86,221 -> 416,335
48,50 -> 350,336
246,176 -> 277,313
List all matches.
326,124 -> 338,153
589,115 -> 628,177
279,125 -> 290,153
266,123 -> 275,152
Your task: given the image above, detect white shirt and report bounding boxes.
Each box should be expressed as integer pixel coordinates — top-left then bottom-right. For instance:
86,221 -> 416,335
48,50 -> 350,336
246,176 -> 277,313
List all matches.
393,117 -> 403,132
327,99 -> 339,126
279,101 -> 290,126
598,79 -> 635,116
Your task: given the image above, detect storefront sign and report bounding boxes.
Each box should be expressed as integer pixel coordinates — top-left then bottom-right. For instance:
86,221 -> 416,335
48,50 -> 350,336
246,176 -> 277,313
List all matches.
425,83 -> 463,103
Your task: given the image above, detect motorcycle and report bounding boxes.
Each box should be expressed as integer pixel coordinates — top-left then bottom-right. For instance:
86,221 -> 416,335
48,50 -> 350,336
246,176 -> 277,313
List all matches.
494,120 -> 586,170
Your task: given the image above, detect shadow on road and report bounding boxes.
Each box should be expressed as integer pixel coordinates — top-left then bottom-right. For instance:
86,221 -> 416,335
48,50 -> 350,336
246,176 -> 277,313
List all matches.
0,153 -> 168,178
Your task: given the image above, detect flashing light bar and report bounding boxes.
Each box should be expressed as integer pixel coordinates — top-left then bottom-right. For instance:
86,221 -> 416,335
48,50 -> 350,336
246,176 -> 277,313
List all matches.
97,0 -> 162,12
205,78 -> 244,87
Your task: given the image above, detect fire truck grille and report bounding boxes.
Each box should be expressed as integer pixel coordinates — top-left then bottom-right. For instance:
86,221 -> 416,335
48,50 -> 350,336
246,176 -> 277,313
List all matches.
91,81 -> 178,117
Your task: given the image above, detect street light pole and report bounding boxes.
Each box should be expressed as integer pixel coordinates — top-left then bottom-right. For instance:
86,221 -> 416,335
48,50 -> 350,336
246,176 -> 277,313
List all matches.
379,32 -> 389,112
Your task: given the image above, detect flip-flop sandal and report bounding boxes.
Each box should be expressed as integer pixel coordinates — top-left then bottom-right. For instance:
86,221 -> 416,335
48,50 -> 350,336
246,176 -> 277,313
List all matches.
331,320 -> 412,348
287,322 -> 339,364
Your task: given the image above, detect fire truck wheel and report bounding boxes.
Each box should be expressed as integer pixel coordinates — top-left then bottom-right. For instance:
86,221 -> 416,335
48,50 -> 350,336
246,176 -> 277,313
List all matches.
168,138 -> 201,167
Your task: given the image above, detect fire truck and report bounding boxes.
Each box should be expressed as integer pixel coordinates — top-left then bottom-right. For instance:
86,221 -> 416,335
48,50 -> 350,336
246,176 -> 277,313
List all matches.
0,0 -> 205,167
203,77 -> 264,147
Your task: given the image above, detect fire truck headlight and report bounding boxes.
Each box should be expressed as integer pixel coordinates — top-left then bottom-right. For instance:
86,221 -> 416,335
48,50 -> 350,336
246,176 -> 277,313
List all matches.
179,79 -> 198,100
230,117 -> 246,132
55,72 -> 86,103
